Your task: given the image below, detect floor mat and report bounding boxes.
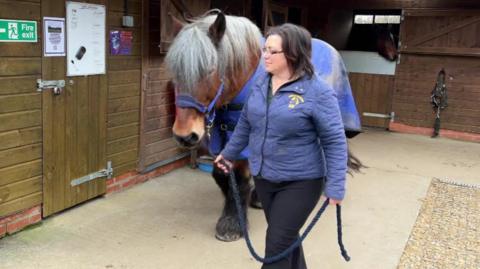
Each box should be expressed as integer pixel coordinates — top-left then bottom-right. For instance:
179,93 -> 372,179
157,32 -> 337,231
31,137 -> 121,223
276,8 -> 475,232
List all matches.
398,178 -> 480,268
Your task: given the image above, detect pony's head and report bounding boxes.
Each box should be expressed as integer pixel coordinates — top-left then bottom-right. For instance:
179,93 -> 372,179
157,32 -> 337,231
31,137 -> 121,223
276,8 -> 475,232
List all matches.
375,24 -> 398,61
165,11 -> 262,148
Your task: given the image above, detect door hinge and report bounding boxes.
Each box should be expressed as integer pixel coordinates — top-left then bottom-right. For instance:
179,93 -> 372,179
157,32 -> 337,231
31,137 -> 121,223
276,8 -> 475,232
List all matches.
71,161 -> 113,186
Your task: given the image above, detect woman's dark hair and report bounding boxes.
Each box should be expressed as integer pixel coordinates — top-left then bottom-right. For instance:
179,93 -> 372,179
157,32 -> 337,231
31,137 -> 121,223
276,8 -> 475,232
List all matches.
266,23 -> 315,79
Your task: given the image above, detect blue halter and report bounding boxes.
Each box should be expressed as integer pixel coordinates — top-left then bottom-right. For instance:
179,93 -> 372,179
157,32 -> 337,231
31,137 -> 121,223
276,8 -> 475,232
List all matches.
175,82 -> 225,128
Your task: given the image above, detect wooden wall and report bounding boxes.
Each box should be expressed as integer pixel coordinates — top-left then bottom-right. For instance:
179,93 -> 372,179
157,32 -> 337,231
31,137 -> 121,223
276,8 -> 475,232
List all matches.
138,0 -> 179,172
0,0 -> 43,217
350,73 -> 395,128
107,0 -> 142,176
332,0 -> 480,9
394,55 -> 480,133
393,10 -> 480,134
138,0 -> 209,172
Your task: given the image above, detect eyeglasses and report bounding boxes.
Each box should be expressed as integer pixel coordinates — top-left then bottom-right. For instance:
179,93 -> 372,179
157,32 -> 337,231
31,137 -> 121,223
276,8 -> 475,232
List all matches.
262,47 -> 284,55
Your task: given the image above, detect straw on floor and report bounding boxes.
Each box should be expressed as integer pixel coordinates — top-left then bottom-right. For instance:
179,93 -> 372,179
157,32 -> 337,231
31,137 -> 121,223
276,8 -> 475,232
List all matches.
398,178 -> 480,269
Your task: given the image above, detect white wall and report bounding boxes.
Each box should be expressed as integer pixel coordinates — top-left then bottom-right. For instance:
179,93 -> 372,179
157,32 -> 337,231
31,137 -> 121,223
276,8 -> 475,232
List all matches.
340,50 -> 396,75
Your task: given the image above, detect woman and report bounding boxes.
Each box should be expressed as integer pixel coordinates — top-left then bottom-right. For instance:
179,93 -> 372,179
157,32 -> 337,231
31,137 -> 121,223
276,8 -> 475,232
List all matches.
215,23 -> 347,269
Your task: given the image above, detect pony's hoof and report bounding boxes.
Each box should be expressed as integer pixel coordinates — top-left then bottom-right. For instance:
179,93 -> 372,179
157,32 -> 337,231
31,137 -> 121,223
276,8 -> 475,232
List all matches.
215,232 -> 241,242
215,216 -> 243,242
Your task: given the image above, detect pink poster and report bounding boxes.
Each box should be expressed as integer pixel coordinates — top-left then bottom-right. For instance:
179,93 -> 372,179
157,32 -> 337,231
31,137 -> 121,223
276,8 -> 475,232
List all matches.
110,30 -> 132,55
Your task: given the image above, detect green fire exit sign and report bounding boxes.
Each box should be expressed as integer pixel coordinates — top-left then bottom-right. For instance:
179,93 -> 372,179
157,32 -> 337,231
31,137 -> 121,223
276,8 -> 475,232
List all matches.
0,19 -> 37,42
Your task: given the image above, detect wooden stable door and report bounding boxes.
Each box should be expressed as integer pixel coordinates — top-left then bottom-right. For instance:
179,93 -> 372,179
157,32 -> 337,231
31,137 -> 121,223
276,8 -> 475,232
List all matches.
42,0 -> 107,217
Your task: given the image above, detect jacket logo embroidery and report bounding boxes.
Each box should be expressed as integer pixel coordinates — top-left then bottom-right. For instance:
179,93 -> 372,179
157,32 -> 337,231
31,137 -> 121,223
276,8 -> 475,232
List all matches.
288,94 -> 304,109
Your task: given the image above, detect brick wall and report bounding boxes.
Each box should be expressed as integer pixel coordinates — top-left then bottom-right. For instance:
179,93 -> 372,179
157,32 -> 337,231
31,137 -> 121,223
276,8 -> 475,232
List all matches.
0,205 -> 41,238
106,157 -> 189,194
389,121 -> 480,143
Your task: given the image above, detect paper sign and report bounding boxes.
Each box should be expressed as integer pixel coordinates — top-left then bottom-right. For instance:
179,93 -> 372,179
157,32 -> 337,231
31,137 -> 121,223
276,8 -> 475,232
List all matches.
110,30 -> 132,55
43,17 -> 65,56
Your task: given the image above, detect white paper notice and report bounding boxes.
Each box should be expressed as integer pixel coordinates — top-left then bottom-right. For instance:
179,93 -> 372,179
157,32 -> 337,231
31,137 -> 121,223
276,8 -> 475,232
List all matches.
44,17 -> 66,57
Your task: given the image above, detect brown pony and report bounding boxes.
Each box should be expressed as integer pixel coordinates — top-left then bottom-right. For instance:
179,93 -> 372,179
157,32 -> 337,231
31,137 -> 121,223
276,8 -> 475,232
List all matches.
165,11 -> 362,242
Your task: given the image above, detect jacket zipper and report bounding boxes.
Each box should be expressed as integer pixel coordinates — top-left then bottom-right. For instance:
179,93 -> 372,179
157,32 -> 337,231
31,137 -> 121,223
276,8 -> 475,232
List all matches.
259,88 -> 271,175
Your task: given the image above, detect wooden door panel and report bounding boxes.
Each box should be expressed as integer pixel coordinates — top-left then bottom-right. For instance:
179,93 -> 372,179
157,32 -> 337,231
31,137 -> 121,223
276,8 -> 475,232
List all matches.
42,0 -> 107,217
349,73 -> 394,128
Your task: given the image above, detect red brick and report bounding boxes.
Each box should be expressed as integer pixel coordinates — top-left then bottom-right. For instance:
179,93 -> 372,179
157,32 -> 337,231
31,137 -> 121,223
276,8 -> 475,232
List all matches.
0,224 -> 6,238
390,122 -> 480,143
0,206 -> 39,225
0,216 -> 15,225
30,214 -> 42,224
105,157 -> 188,195
136,175 -> 148,184
25,206 -> 41,217
7,218 -> 30,234
107,184 -> 121,194
121,179 -> 136,188
115,172 -> 137,182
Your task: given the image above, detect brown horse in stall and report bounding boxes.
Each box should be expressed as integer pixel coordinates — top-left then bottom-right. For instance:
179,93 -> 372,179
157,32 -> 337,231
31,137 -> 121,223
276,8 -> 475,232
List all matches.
376,24 -> 398,61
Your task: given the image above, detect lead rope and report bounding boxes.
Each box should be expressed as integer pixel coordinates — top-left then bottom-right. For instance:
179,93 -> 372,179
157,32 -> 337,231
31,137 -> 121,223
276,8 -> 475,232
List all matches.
224,162 -> 351,264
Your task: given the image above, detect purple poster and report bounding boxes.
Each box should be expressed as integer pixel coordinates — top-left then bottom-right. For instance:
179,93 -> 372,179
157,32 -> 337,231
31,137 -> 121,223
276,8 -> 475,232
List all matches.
110,30 -> 132,55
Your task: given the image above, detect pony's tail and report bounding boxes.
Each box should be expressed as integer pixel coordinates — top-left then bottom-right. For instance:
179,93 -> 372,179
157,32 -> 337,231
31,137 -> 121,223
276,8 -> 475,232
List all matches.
347,146 -> 365,175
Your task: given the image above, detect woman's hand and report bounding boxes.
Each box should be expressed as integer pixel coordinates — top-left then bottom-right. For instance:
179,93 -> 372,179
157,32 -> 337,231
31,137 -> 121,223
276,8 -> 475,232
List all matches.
329,198 -> 342,205
214,154 -> 233,173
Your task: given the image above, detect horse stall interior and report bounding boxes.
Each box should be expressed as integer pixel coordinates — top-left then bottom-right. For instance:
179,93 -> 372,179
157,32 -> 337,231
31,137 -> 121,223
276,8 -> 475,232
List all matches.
1,0 -> 480,236
325,9 -> 399,128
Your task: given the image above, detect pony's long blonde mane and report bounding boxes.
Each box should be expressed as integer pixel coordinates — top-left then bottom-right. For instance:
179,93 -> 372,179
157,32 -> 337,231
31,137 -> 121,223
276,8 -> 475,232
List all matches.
165,12 -> 262,94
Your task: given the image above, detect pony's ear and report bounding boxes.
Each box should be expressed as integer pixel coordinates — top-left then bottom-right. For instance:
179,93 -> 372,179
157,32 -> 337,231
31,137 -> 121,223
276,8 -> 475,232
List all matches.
208,13 -> 226,47
169,13 -> 186,37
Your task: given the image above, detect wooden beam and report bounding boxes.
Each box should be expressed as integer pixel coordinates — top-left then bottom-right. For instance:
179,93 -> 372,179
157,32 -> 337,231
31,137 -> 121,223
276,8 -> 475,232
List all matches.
0,176 -> 42,204
403,9 -> 480,17
0,127 -> 42,151
0,144 -> 42,170
400,46 -> 480,57
0,110 -> 41,133
0,192 -> 42,217
407,16 -> 480,47
0,160 -> 42,187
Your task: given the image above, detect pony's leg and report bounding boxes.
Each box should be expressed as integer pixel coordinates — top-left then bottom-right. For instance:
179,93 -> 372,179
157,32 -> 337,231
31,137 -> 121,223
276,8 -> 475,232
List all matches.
249,187 -> 262,209
212,160 -> 251,242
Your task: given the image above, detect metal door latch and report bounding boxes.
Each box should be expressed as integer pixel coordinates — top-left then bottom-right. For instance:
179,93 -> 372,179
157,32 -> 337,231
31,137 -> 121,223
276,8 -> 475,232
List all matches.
362,112 -> 395,122
37,79 -> 65,96
71,161 -> 114,186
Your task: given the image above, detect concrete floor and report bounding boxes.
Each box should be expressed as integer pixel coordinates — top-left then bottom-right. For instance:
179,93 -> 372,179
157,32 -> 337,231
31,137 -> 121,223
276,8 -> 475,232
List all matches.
0,129 -> 479,269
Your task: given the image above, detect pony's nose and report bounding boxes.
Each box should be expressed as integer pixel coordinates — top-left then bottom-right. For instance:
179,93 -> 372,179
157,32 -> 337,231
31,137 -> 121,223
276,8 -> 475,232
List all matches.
173,133 -> 199,148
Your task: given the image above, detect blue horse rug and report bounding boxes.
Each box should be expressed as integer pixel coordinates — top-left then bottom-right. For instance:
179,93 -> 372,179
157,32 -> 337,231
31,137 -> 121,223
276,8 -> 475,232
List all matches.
209,38 -> 361,159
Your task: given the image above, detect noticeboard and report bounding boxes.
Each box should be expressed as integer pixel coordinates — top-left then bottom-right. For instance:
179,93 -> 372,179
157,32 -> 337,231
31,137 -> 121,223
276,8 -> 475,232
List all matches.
66,1 -> 106,76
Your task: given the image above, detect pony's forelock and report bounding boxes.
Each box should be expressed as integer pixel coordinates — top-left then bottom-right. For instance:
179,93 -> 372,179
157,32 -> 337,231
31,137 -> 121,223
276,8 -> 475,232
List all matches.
165,13 -> 262,94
